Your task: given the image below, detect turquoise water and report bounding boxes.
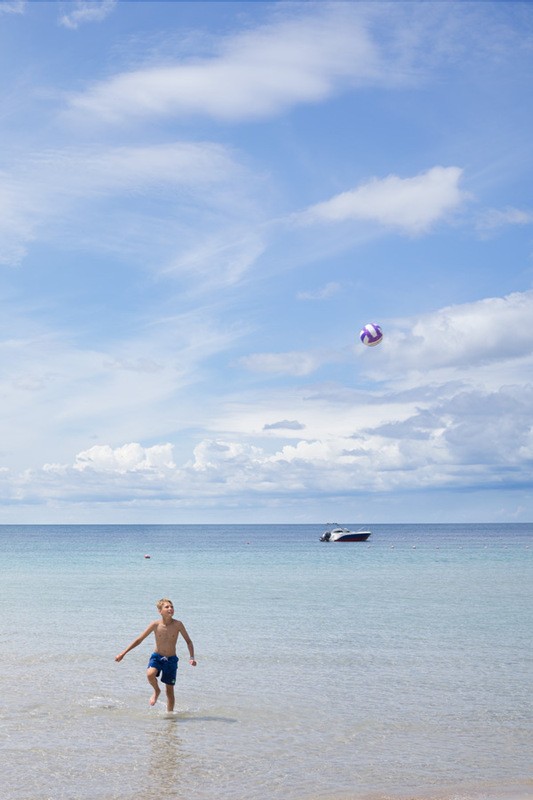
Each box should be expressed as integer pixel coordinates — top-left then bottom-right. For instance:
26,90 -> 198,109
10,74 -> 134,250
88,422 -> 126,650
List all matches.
0,524 -> 531,800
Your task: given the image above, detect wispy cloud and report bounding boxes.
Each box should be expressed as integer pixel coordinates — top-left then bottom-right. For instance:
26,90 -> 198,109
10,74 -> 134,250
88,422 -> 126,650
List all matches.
21,141 -> 237,197
0,303 -> 243,473
162,230 -> 266,289
58,0 -> 116,30
61,3 -> 523,127
65,9 -> 397,124
297,282 -> 341,301
239,349 -> 341,377
298,167 -> 468,235
476,206 -> 533,231
0,1 -> 25,14
0,142 -> 251,270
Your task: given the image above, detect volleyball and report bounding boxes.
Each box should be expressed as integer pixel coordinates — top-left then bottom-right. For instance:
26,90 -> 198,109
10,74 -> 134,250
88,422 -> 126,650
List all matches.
359,323 -> 383,347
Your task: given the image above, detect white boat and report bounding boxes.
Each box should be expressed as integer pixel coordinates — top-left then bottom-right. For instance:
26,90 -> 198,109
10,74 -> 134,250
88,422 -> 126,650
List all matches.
320,524 -> 371,542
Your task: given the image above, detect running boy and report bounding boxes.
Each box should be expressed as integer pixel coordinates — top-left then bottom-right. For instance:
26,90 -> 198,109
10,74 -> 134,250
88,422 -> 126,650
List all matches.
115,598 -> 196,712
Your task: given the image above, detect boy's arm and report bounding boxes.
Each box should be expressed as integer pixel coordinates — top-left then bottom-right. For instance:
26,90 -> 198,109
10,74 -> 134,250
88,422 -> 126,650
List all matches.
115,621 -> 157,662
177,621 -> 197,666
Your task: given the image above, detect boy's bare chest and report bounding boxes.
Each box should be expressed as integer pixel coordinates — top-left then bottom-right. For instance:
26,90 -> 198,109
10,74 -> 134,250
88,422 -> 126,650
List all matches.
154,622 -> 179,652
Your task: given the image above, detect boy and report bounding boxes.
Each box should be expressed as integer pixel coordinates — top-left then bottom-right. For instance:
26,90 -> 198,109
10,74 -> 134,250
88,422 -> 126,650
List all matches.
115,598 -> 196,712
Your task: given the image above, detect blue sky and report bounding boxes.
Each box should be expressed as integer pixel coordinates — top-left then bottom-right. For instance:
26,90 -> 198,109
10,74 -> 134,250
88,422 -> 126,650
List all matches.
1,0 -> 532,524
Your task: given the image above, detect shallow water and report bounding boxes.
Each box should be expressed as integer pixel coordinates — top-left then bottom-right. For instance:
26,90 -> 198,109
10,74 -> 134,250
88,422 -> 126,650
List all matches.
0,523 -> 531,800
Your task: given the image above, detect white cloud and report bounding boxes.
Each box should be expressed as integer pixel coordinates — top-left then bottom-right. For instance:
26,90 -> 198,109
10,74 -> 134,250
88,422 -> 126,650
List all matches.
61,1 -> 531,128
65,10 -> 390,123
371,290 -> 533,383
188,378 -> 532,492
5,289 -> 528,506
2,360 -> 532,514
73,442 -> 175,473
190,439 -> 263,473
300,166 -> 467,234
238,288 -> 531,384
58,0 -> 116,30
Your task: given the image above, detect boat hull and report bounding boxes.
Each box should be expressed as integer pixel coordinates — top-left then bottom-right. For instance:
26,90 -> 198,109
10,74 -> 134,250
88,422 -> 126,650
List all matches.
332,532 -> 370,542
320,528 -> 371,542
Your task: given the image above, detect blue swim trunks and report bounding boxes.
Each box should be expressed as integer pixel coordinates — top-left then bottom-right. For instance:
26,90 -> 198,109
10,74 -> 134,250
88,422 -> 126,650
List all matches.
147,652 -> 179,685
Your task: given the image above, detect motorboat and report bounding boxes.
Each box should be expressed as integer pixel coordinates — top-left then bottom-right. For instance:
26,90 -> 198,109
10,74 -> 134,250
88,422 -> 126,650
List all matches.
320,524 -> 371,542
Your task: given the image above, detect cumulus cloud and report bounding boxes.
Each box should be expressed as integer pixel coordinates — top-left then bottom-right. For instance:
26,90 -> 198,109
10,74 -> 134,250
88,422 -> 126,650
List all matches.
58,0 -> 116,29
299,167 -> 467,235
373,290 -> 533,381
6,288 -> 529,512
73,442 -> 175,473
3,358 -> 533,512
439,387 -> 533,466
66,9 -> 393,123
181,385 -> 533,494
191,440 -> 264,472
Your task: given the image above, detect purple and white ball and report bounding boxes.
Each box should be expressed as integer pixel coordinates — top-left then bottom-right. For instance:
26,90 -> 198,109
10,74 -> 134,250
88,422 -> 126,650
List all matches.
359,323 -> 383,347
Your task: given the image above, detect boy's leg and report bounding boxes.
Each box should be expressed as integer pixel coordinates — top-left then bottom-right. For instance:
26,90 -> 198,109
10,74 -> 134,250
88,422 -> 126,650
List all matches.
147,667 -> 161,706
165,684 -> 175,712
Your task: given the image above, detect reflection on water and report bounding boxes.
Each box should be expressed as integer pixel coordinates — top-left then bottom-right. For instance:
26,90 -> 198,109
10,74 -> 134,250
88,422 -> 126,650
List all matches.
147,718 -> 186,791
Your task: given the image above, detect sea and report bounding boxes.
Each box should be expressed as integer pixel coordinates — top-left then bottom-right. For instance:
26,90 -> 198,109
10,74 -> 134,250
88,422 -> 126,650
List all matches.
0,523 -> 531,800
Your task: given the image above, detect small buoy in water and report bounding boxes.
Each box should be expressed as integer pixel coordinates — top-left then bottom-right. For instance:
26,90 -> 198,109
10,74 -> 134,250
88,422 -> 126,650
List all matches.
144,554 -> 151,559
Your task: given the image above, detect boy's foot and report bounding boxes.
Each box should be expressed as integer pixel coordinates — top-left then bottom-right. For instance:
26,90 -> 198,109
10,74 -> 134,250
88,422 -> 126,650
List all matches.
149,688 -> 161,706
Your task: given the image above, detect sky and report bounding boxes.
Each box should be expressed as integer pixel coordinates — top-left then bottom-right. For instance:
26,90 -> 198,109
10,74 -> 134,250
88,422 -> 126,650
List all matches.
0,0 -> 532,524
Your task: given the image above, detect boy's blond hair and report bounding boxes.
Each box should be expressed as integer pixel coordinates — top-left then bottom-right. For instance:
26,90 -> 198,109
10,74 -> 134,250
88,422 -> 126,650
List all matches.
156,598 -> 173,611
